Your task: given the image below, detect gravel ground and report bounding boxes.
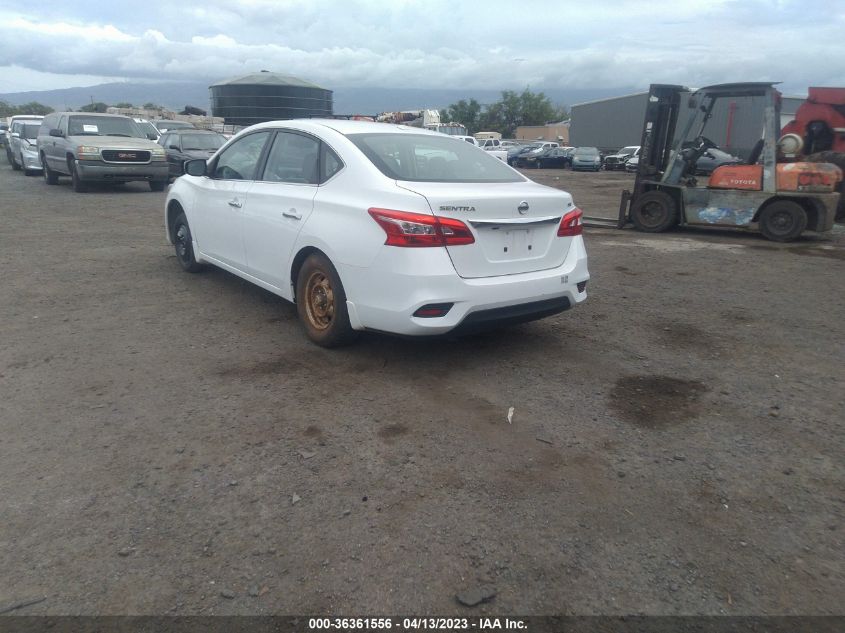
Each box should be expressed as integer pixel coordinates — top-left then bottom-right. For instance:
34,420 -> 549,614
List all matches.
1,162 -> 843,616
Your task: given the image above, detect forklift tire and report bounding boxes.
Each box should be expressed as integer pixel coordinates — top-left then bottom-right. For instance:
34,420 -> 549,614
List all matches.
630,191 -> 677,233
758,200 -> 807,242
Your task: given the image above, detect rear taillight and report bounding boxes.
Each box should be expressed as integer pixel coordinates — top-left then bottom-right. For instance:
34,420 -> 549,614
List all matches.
368,208 -> 474,247
558,207 -> 583,237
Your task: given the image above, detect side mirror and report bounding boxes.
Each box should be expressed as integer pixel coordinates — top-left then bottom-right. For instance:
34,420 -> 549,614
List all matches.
49,129 -> 64,138
184,159 -> 207,177
147,133 -> 159,141
169,144 -> 180,151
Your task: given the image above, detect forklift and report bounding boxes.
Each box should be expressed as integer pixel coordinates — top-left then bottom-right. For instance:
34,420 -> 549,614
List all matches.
616,83 -> 843,241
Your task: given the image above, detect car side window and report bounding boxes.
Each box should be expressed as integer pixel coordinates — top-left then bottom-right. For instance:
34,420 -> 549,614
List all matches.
261,131 -> 320,185
211,131 -> 270,181
322,146 -> 344,182
159,133 -> 170,147
58,116 -> 67,133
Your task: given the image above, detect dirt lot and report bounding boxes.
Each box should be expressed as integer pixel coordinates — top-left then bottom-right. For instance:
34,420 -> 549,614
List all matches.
1,163 -> 843,616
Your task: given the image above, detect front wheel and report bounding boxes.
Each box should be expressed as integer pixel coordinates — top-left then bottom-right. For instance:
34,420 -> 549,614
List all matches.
172,212 -> 204,272
71,159 -> 87,192
296,253 -> 357,348
43,156 -> 58,185
758,200 -> 807,242
630,190 -> 678,232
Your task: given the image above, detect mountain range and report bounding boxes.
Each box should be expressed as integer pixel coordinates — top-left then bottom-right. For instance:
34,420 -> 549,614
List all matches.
0,81 -> 635,115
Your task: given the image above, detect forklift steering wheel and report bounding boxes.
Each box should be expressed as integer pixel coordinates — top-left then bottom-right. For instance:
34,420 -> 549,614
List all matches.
695,136 -> 717,151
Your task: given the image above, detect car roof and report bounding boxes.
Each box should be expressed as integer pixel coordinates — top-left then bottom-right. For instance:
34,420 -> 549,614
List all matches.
246,118 -> 446,137
167,129 -> 221,135
63,112 -> 132,119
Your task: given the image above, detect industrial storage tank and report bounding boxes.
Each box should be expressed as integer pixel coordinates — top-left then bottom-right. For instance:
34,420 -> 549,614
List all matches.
209,71 -> 333,126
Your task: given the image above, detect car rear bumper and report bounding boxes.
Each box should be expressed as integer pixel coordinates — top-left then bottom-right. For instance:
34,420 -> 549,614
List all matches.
341,237 -> 589,336
77,160 -> 169,182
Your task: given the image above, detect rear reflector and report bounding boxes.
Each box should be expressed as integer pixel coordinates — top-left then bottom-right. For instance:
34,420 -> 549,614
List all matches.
558,207 -> 583,237
368,208 -> 474,247
577,281 -> 587,293
413,303 -> 454,318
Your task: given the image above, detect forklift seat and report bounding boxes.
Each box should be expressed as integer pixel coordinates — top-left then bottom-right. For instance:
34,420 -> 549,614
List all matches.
747,139 -> 764,165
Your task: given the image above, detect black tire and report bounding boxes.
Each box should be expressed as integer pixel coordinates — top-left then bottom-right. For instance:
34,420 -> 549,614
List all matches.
172,212 -> 204,273
11,153 -> 21,171
295,252 -> 357,348
70,159 -> 87,192
150,180 -> 167,192
43,156 -> 58,185
758,200 -> 807,242
630,190 -> 678,233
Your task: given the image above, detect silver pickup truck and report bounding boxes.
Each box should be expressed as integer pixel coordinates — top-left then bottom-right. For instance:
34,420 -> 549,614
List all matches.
37,112 -> 168,192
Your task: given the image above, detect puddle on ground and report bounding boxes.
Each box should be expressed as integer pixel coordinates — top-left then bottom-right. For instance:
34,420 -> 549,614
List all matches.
609,375 -> 708,428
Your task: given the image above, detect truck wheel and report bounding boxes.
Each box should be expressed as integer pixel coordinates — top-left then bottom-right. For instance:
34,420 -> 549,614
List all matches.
630,191 -> 677,232
758,200 -> 807,242
71,160 -> 87,192
150,180 -> 167,192
43,156 -> 59,185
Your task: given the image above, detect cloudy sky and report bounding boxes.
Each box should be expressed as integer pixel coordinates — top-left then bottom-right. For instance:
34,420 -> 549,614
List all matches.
1,0 -> 843,95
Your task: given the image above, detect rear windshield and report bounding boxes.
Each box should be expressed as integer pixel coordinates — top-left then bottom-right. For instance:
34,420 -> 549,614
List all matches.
22,123 -> 41,139
179,133 -> 227,150
68,116 -> 143,138
347,133 -> 523,183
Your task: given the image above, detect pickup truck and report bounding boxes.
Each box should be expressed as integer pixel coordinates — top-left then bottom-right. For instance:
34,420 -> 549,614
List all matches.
37,112 -> 168,192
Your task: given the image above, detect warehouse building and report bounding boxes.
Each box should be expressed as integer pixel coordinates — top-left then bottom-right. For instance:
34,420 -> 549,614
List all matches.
515,120 -> 570,144
569,89 -> 804,159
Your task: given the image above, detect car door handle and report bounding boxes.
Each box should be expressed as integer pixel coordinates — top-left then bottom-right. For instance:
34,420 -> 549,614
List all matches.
228,199 -> 242,208
282,209 -> 302,220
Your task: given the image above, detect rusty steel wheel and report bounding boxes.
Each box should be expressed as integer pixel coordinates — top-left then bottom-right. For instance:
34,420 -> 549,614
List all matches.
303,270 -> 335,331
295,252 -> 356,347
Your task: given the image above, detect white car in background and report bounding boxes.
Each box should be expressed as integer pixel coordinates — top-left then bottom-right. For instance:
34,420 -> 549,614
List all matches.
9,119 -> 44,175
164,120 -> 589,347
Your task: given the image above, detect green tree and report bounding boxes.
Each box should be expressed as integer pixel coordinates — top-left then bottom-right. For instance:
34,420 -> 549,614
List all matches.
15,102 -> 54,115
143,102 -> 161,110
80,102 -> 108,113
442,89 -> 568,138
114,102 -> 134,109
0,100 -> 15,117
441,98 -> 483,135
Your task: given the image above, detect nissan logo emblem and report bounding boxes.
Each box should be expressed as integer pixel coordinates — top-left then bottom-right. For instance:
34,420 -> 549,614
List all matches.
517,201 -> 529,215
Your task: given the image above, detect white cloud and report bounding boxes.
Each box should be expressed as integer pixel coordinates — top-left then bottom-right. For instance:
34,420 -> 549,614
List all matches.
0,0 -> 843,93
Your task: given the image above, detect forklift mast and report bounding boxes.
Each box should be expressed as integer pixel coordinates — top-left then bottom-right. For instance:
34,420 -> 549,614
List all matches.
633,84 -> 687,198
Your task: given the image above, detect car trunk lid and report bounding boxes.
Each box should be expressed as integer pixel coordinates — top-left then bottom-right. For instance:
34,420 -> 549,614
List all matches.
397,181 -> 575,278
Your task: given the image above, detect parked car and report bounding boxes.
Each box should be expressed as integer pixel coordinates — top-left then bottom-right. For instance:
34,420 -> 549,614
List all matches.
571,147 -> 602,172
625,155 -> 639,172
520,146 -> 573,169
134,118 -> 161,141
9,120 -> 43,175
604,145 -> 640,171
5,115 -> 43,164
165,120 -> 589,347
159,129 -> 228,177
153,119 -> 196,134
507,143 -> 540,165
515,142 -> 560,168
0,122 -> 8,148
453,135 -> 479,146
37,112 -> 169,192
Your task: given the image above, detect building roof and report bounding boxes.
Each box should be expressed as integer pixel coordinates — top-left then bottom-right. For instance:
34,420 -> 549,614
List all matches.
210,71 -> 327,90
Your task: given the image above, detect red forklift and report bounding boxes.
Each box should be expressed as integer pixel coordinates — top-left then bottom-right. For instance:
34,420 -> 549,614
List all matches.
617,83 -> 842,241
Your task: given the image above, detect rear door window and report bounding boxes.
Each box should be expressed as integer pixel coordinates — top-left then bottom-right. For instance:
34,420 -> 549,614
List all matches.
260,131 -> 320,184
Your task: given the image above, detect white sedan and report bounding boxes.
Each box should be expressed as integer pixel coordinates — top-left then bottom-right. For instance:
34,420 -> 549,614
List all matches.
164,120 -> 589,347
